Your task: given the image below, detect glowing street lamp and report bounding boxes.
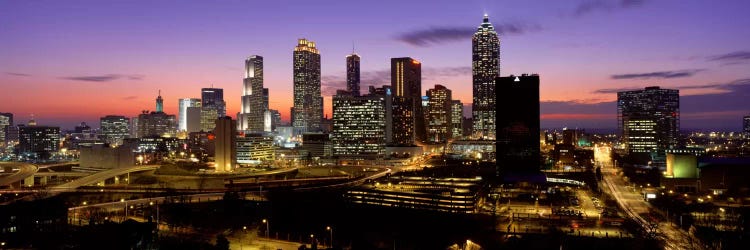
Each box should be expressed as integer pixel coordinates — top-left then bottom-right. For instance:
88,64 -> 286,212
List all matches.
262,219 -> 269,238
326,226 -> 333,247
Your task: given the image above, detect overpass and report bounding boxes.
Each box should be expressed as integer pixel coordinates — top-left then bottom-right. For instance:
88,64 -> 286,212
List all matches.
50,165 -> 159,192
0,162 -> 39,187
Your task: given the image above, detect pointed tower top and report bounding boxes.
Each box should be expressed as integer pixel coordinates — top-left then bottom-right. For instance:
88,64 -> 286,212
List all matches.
483,13 -> 489,23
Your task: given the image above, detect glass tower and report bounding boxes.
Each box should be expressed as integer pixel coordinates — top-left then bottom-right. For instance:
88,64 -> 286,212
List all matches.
618,86 -> 680,154
472,14 -> 499,140
346,53 -> 361,96
292,38 -> 323,132
238,55 -> 266,132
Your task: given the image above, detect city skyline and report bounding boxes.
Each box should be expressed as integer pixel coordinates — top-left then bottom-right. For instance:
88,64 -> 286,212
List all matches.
2,0 -> 750,130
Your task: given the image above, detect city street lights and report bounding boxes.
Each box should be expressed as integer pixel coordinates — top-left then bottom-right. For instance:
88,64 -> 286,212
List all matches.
240,226 -> 247,250
262,219 -> 269,238
326,226 -> 333,247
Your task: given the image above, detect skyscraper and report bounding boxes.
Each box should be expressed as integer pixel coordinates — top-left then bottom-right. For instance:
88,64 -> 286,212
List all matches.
496,74 -> 540,172
100,115 -> 130,146
332,90 -> 387,158
743,115 -> 750,138
292,38 -> 323,132
214,116 -> 236,172
201,88 -> 226,132
451,100 -> 464,138
238,55 -> 267,132
391,57 -> 423,143
472,14 -> 500,140
617,86 -> 680,154
426,85 -> 452,143
346,53 -> 361,96
178,98 -> 201,131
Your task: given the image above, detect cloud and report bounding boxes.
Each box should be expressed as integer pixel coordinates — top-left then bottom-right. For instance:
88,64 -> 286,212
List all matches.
707,51 -> 750,64
395,22 -> 541,47
122,96 -> 138,100
571,0 -> 647,17
60,74 -> 144,82
6,72 -> 31,77
610,69 -> 704,80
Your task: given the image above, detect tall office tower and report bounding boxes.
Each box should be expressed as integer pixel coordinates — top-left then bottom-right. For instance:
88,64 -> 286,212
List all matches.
426,85 -> 452,142
201,88 -> 225,132
496,74 -> 540,172
0,112 -> 12,146
346,53 -> 361,96
214,116 -> 236,172
451,100 -> 464,138
391,97 -> 414,146
292,38 -> 323,132
391,57 -> 423,142
743,115 -> 750,138
618,86 -> 680,154
100,115 -> 130,146
178,98 -> 201,131
238,55 -> 267,132
332,90 -> 387,158
155,90 -> 164,113
18,120 -> 60,158
472,14 -> 500,140
369,85 -> 393,143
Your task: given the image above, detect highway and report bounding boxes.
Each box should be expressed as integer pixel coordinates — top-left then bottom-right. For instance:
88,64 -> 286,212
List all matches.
50,165 -> 160,192
0,162 -> 39,187
595,146 -> 703,250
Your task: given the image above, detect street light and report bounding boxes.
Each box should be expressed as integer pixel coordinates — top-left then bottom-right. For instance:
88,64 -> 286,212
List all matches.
326,226 -> 333,247
262,219 -> 269,238
240,226 -> 247,250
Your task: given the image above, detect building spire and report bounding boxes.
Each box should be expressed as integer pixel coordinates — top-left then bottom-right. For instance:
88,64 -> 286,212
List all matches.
156,89 -> 164,113
483,13 -> 489,23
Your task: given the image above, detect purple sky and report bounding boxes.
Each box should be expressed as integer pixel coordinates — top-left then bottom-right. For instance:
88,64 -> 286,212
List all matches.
1,0 -> 750,131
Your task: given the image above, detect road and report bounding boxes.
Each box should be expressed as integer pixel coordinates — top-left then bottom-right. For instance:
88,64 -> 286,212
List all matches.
0,162 -> 39,187
49,165 -> 160,191
595,146 -> 703,250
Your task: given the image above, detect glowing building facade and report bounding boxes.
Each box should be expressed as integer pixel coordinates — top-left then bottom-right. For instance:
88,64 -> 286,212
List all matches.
178,98 -> 201,131
238,55 -> 268,132
292,39 -> 323,132
332,90 -> 388,158
472,14 -> 499,140
390,57 -> 423,144
426,85 -> 452,143
100,115 -> 130,146
617,86 -> 680,154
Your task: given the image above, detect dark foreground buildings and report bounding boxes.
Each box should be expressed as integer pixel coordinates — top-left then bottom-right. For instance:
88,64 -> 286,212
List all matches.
495,74 -> 541,178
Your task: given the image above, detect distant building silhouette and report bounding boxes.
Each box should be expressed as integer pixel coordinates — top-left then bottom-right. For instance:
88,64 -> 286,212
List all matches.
346,53 -> 361,96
